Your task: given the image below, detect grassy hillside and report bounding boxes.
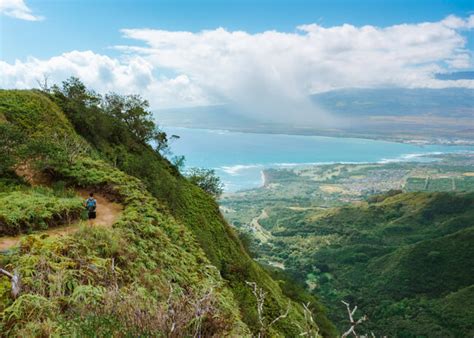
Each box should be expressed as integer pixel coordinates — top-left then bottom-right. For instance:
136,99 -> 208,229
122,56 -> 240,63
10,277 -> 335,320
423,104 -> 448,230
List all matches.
0,86 -> 336,336
370,227 -> 474,298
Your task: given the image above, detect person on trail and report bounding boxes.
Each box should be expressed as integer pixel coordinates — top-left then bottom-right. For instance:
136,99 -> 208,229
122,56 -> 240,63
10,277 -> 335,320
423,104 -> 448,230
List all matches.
85,192 -> 97,222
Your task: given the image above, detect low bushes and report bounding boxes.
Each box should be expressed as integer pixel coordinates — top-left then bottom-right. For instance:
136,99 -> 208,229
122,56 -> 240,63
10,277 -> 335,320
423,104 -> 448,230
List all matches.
0,188 -> 83,235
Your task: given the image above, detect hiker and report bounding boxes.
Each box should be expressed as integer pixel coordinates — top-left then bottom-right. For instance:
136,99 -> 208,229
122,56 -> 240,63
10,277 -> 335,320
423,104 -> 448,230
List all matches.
85,192 -> 97,221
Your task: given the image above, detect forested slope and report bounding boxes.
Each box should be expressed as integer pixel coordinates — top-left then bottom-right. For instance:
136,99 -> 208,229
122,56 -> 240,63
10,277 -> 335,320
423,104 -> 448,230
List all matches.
252,190 -> 474,336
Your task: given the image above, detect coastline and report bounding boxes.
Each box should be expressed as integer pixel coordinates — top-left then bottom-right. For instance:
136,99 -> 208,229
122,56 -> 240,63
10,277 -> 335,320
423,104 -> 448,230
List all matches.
165,126 -> 474,193
223,151 -> 474,193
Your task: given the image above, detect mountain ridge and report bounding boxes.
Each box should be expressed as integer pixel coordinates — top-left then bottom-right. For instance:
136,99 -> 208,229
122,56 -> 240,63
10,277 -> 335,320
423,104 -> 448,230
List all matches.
0,87 -> 336,336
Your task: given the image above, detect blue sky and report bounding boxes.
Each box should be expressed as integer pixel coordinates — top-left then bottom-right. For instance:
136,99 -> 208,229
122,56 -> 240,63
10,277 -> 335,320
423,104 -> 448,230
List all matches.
1,0 -> 473,112
2,0 -> 473,62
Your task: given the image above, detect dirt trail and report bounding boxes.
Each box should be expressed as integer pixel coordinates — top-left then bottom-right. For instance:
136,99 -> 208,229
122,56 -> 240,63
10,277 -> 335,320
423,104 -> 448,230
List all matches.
77,190 -> 123,228
0,191 -> 123,251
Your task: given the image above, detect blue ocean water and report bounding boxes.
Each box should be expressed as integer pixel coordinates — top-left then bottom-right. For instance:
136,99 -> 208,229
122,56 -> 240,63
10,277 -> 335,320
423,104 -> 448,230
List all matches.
164,127 -> 474,192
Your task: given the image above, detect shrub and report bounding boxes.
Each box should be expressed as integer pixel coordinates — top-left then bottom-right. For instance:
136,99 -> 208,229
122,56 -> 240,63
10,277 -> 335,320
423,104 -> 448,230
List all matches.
186,168 -> 224,198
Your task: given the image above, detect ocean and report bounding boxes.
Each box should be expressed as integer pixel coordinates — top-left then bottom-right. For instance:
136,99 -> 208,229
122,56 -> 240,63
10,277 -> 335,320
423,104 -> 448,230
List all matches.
164,127 -> 474,192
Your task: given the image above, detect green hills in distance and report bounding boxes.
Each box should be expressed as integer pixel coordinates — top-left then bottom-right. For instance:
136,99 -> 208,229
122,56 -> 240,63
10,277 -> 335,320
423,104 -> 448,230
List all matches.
221,159 -> 474,336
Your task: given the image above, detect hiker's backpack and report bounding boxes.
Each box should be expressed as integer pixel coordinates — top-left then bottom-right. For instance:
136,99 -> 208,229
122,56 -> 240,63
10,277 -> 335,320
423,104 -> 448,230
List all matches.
86,198 -> 96,211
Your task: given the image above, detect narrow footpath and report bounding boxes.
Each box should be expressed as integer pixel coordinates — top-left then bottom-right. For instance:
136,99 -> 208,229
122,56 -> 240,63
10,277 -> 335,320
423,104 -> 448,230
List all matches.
0,191 -> 122,251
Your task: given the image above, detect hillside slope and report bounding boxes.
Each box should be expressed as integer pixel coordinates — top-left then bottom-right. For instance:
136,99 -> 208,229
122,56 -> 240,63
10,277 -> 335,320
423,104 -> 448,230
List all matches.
0,88 -> 335,336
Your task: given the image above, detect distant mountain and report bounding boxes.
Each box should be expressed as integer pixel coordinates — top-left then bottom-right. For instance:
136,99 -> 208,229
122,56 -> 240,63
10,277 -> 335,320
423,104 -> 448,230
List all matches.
156,88 -> 474,125
311,87 -> 474,117
154,88 -> 474,142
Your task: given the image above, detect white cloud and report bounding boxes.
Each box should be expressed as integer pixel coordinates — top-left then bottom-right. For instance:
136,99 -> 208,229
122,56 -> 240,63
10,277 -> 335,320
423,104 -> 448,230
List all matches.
0,51 -> 208,108
0,0 -> 43,21
1,15 -> 473,119
118,15 -> 474,94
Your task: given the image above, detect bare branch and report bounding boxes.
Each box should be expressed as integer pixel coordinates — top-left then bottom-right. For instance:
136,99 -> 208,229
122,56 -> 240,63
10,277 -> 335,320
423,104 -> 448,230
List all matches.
341,301 -> 368,338
36,74 -> 50,92
297,302 -> 319,337
192,286 -> 215,337
110,257 -> 119,290
246,281 -> 291,337
0,268 -> 13,279
0,268 -> 21,298
351,305 -> 358,318
268,302 -> 290,328
246,280 -> 266,332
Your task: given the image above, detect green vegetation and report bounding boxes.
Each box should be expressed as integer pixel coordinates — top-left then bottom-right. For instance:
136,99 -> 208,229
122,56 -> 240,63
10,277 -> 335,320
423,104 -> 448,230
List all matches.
186,168 -> 224,198
0,188 -> 83,235
405,176 -> 474,192
222,162 -> 474,336
0,84 -> 336,336
2,81 -> 471,336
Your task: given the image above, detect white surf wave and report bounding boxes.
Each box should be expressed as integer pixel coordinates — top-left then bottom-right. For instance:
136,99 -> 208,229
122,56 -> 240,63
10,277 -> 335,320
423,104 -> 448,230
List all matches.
218,150 -> 474,180
378,152 -> 445,164
219,164 -> 263,176
270,161 -> 364,167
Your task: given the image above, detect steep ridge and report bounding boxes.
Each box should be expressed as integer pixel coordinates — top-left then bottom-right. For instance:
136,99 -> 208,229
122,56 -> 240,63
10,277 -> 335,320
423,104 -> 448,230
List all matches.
0,88 -> 336,336
0,90 -> 249,336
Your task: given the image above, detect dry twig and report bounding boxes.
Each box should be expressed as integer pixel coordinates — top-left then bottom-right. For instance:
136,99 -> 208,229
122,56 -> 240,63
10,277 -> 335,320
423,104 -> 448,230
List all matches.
341,301 -> 368,337
246,281 -> 289,337
297,302 -> 320,337
0,268 -> 21,298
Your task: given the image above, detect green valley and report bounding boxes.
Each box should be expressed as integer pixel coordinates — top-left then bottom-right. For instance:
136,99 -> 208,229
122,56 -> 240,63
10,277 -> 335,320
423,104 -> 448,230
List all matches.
221,156 -> 474,336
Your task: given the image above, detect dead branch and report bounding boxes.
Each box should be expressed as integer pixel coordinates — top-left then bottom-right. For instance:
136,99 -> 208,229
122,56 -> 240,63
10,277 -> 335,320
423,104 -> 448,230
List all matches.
341,301 -> 368,337
36,74 -> 50,92
192,286 -> 215,337
166,283 -> 176,334
268,302 -> 290,328
111,257 -> 119,290
246,281 -> 266,334
246,281 -> 290,338
0,268 -> 21,298
297,302 -> 319,337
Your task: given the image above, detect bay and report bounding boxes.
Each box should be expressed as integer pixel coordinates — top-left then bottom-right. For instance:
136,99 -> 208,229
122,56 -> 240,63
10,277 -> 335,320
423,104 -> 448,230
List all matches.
164,127 -> 474,192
